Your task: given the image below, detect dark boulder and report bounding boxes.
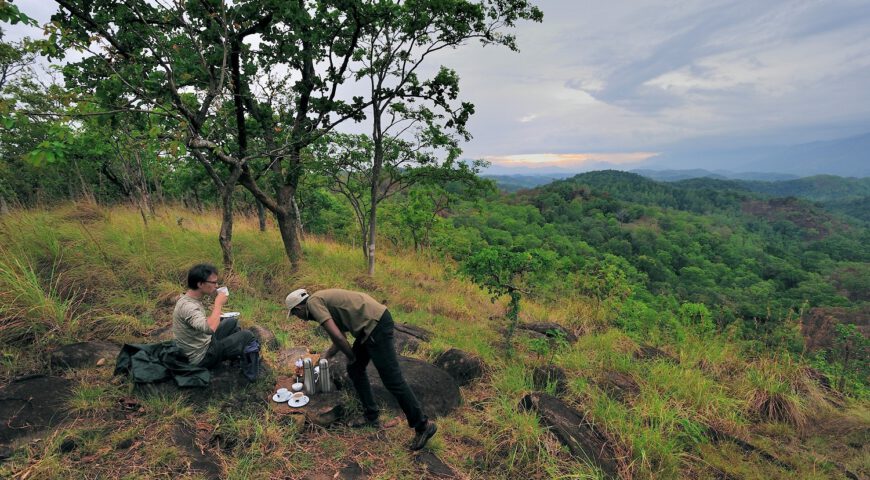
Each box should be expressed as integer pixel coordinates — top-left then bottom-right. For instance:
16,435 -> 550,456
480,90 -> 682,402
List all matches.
519,392 -> 624,479
58,436 -> 79,454
633,345 -> 676,363
393,323 -> 433,354
301,392 -> 346,427
172,422 -> 222,480
249,325 -> 279,350
706,425 -> 793,470
414,451 -> 459,478
433,348 -> 485,386
301,461 -> 368,480
596,370 -> 639,403
147,325 -> 173,340
337,460 -> 367,480
134,361 -> 272,405
0,375 -> 74,446
331,354 -> 461,418
277,346 -> 311,367
49,341 -> 121,370
531,365 -> 569,396
517,322 -> 577,343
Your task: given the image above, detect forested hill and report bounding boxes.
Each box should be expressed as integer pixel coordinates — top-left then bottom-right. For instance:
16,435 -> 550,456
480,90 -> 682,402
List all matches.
736,175 -> 870,201
517,170 -> 870,223
520,170 -> 750,214
441,170 -> 869,351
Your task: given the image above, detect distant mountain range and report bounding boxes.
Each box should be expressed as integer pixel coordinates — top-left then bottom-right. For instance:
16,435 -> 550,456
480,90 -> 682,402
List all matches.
484,170 -> 870,223
481,174 -> 571,192
480,132 -> 870,179
631,169 -> 799,182
647,132 -> 870,178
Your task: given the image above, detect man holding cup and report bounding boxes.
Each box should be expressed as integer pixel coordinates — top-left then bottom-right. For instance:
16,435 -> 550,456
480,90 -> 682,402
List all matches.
173,263 -> 255,368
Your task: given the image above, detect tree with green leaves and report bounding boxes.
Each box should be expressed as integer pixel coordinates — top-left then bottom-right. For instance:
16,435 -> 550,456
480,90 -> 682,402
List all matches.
44,0 -> 367,268
0,5 -> 38,213
349,0 -> 542,275
462,246 -> 554,351
44,0 -> 542,271
309,131 -> 485,261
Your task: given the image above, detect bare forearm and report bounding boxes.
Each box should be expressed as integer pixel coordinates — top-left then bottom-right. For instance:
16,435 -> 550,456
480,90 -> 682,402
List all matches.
207,307 -> 221,331
323,343 -> 340,359
333,337 -> 354,360
208,294 -> 227,331
320,319 -> 355,361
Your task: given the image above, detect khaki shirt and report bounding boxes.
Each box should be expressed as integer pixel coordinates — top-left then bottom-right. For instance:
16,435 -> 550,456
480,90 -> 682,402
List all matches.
307,289 -> 386,341
172,294 -> 213,364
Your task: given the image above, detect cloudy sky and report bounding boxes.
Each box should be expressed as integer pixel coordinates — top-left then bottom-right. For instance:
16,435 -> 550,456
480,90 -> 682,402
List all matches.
7,1 -> 870,173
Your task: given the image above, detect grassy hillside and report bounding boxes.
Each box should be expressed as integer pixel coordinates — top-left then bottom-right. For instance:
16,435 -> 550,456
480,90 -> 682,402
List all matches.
1,204 -> 867,479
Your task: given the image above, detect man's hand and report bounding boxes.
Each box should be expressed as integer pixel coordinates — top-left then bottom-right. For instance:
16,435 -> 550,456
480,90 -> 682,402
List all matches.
207,291 -> 228,332
323,343 -> 340,360
321,318 -> 355,362
215,290 -> 228,307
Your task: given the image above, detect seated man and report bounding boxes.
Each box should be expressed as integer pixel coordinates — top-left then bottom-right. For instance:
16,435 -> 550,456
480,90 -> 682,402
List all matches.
173,263 -> 254,368
286,287 -> 437,451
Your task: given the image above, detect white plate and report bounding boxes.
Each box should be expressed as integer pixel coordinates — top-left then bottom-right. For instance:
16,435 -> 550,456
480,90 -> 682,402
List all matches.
272,393 -> 291,403
221,312 -> 241,318
288,395 -> 310,408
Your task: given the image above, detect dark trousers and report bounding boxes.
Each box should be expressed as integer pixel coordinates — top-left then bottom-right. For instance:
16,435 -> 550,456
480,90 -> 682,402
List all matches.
347,310 -> 428,431
198,317 -> 255,369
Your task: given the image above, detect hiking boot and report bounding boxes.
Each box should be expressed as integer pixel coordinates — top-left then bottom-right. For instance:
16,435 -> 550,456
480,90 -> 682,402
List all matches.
346,415 -> 380,429
410,421 -> 437,451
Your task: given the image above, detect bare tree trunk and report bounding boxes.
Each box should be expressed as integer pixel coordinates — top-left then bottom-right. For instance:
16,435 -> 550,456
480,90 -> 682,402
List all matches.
133,151 -> 154,216
193,188 -> 203,213
367,107 -> 384,276
72,157 -> 94,203
256,199 -> 266,232
275,208 -> 303,269
153,172 -> 164,208
292,196 -> 304,239
134,193 -> 149,226
218,186 -> 235,269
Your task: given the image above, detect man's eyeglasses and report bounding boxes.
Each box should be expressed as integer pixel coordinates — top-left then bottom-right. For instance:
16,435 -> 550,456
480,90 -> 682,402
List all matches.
203,280 -> 219,285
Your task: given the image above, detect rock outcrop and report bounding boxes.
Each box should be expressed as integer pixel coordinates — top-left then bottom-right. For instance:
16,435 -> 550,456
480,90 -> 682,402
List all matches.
517,322 -> 577,343
433,348 -> 485,386
249,325 -> 279,350
596,370 -> 639,403
531,365 -> 569,396
133,362 -> 272,405
49,341 -> 121,370
414,451 -> 459,478
393,323 -> 433,354
633,345 -> 676,363
519,392 -> 625,479
0,375 -> 74,446
331,355 -> 461,417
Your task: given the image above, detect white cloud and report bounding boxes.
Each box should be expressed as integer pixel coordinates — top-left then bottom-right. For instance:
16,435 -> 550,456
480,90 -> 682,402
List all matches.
9,0 -> 870,168
486,152 -> 658,168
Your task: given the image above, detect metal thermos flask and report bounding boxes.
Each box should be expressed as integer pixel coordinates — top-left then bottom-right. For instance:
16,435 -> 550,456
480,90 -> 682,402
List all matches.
318,358 -> 332,393
302,358 -> 315,395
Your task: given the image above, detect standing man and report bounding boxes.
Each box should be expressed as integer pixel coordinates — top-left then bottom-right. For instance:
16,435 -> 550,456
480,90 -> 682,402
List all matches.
174,263 -> 255,368
286,288 -> 437,451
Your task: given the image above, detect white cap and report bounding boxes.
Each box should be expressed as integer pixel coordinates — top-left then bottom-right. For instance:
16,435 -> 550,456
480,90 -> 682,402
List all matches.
285,288 -> 309,316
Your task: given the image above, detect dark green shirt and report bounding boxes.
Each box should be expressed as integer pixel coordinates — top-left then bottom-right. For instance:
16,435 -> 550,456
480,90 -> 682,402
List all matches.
306,289 -> 386,340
